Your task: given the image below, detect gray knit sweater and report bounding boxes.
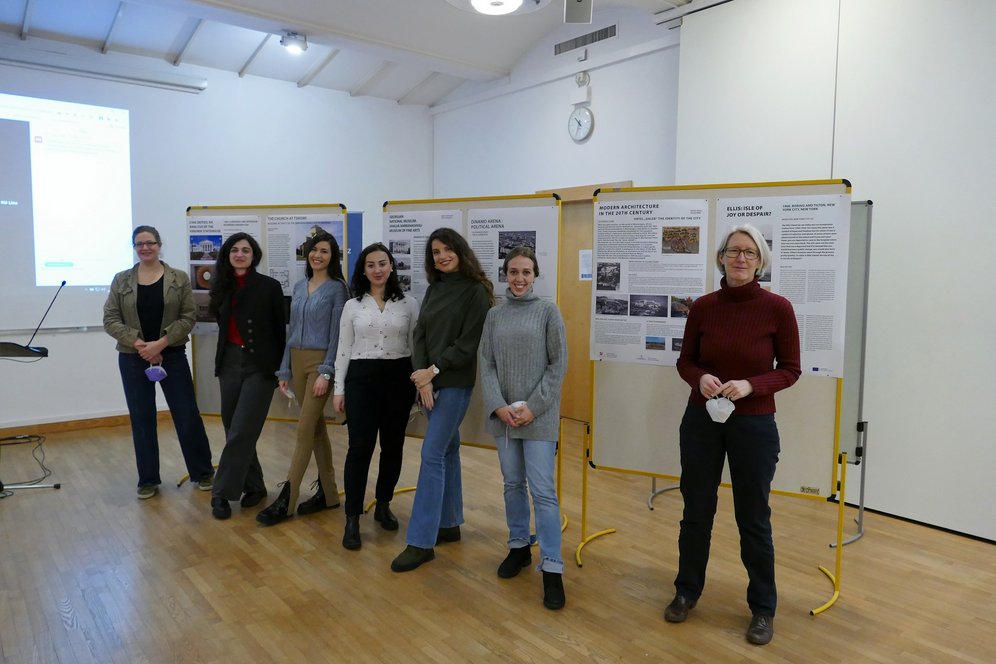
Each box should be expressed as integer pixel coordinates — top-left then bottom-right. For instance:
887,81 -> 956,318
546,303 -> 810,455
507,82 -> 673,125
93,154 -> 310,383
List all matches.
478,287 -> 568,441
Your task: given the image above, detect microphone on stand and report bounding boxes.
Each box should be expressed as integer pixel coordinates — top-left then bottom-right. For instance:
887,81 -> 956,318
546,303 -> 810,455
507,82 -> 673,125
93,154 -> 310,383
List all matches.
0,280 -> 66,359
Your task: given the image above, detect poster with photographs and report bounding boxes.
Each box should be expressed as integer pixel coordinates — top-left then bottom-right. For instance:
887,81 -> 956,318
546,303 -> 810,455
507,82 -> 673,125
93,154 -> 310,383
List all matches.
590,198 -> 708,365
265,214 -> 346,295
382,209 -> 461,299
467,206 -> 559,301
187,215 -> 262,324
716,194 -> 850,377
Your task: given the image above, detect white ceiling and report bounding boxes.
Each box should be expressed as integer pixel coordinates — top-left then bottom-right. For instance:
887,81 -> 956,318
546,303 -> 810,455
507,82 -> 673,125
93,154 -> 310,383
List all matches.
0,0 -> 691,105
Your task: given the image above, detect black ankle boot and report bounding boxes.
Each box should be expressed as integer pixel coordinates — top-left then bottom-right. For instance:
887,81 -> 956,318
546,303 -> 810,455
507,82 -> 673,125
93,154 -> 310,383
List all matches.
373,501 -> 399,531
256,482 -> 291,526
297,477 -> 339,515
497,546 -> 532,578
342,515 -> 361,550
542,571 -> 565,610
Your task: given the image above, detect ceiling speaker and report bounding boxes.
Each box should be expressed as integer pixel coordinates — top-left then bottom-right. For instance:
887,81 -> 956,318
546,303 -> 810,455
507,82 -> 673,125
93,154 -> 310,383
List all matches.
565,0 -> 592,24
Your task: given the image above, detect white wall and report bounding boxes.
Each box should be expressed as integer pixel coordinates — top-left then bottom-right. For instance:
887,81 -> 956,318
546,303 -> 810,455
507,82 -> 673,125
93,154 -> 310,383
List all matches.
675,0 -> 996,540
0,46 -> 432,428
834,0 -> 996,539
433,8 -> 680,196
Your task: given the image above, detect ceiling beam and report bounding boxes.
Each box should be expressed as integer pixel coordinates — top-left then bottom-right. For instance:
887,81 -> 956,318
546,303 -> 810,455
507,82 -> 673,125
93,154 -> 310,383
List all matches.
349,61 -> 397,98
297,48 -> 339,88
19,0 -> 35,40
101,2 -> 127,55
172,17 -> 204,66
238,33 -> 270,78
655,0 -> 733,26
397,71 -> 440,106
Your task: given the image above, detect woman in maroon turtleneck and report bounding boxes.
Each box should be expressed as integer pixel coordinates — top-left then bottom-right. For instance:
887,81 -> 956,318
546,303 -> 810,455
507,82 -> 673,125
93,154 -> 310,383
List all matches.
663,223 -> 801,647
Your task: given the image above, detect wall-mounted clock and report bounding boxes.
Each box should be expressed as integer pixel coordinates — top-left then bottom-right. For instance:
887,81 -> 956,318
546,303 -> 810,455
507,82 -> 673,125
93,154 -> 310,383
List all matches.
568,105 -> 594,142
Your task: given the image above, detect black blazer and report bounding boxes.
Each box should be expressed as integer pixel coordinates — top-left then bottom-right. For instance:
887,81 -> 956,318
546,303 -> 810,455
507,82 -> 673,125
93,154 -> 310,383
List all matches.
214,270 -> 286,379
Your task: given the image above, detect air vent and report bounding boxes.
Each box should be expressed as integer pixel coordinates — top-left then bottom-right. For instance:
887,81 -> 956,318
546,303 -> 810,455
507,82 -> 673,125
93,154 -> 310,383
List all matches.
554,25 -> 617,56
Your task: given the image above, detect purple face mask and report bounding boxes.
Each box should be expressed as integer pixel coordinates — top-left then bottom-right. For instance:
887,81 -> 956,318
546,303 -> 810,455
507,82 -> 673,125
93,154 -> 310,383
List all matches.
145,364 -> 168,382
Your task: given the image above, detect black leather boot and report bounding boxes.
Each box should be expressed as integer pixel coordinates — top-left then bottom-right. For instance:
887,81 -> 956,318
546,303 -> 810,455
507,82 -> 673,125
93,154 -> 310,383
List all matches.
256,482 -> 291,526
297,477 -> 339,515
342,515 -> 361,550
497,546 -> 532,578
373,501 -> 399,531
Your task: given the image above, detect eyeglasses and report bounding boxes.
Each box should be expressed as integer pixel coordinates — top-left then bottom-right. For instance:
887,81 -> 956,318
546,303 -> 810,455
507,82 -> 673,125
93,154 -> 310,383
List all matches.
723,248 -> 759,260
134,241 -> 160,248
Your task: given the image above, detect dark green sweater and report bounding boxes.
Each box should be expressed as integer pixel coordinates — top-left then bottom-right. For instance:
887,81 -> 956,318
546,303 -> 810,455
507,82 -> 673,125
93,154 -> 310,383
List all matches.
412,272 -> 491,388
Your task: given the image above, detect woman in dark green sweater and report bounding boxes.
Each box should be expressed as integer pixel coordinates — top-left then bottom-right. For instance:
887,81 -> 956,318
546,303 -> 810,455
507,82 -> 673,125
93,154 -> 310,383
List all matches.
391,228 -> 493,573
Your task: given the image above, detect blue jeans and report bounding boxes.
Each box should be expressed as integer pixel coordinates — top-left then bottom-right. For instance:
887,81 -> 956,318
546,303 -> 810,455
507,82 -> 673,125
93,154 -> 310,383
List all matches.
118,349 -> 214,487
405,386 -> 472,549
495,434 -> 563,574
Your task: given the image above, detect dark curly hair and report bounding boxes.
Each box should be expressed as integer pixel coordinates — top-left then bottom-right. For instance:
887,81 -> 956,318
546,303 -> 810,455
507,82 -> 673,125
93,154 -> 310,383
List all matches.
209,232 -> 262,317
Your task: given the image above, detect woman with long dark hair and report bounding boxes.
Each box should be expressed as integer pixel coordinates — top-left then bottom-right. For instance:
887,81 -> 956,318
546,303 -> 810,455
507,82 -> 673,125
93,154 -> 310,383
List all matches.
333,243 -> 419,549
390,227 -> 493,573
208,232 -> 286,520
103,225 -> 214,499
256,231 -> 350,525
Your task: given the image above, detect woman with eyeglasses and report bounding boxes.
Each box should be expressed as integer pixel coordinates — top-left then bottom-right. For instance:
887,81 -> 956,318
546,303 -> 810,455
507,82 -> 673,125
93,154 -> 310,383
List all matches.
208,232 -> 286,520
103,226 -> 216,500
663,223 -> 801,646
256,231 -> 350,526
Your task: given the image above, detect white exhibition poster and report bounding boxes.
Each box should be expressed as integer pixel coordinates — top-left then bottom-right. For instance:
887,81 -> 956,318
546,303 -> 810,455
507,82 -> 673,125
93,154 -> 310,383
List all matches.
186,214 -> 262,323
265,213 -> 346,295
467,206 -> 559,302
382,209 -> 461,299
716,194 -> 850,377
590,198 -> 709,365
579,249 -> 592,281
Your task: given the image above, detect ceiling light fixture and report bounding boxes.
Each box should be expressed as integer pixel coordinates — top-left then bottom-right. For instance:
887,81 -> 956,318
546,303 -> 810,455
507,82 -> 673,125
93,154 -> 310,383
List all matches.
280,32 -> 308,55
443,0 -> 551,17
470,0 -> 523,14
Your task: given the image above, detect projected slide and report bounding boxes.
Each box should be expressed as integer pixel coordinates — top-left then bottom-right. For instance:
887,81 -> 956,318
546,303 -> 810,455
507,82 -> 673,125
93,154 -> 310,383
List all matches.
0,93 -> 133,330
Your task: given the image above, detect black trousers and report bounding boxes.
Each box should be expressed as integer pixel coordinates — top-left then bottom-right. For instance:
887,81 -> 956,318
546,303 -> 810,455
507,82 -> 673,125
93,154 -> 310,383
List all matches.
674,403 -> 780,617
341,357 -> 415,516
213,345 -> 274,501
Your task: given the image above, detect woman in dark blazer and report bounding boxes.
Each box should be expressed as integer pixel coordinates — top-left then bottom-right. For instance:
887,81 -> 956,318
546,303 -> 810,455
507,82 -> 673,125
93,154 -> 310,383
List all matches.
208,232 -> 286,520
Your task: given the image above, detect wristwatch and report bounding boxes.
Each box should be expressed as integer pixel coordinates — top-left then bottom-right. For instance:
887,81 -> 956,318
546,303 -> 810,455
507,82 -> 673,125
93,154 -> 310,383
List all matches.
430,365 -> 440,375
320,372 -> 331,381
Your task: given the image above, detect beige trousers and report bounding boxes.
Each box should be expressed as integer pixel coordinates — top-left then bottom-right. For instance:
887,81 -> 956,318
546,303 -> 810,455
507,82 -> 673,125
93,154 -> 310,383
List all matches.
286,348 -> 340,509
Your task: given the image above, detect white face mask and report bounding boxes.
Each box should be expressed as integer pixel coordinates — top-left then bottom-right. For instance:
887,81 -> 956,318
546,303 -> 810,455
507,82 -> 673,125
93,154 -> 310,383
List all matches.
705,396 -> 735,423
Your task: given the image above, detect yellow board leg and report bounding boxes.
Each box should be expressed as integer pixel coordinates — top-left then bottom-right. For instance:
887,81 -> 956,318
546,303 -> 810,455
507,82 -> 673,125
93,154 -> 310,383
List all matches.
811,452 -> 847,615
363,486 -> 415,514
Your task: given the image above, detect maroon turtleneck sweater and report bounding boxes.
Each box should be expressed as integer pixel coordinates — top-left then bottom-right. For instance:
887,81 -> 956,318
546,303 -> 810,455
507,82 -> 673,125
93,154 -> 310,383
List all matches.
676,277 -> 801,416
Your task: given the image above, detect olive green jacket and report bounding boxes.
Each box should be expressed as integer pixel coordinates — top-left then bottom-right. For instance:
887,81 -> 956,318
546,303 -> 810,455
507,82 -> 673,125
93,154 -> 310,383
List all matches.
103,261 -> 196,353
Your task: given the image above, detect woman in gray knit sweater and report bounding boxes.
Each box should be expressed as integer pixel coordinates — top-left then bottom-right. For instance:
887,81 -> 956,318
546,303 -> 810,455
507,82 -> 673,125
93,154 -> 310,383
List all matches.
479,247 -> 568,610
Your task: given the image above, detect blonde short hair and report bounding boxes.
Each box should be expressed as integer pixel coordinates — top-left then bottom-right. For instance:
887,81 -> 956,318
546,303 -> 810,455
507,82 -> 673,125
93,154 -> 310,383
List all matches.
716,223 -> 770,279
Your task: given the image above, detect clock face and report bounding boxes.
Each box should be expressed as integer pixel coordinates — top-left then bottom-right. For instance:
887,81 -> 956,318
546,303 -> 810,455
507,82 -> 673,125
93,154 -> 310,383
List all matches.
568,106 -> 594,142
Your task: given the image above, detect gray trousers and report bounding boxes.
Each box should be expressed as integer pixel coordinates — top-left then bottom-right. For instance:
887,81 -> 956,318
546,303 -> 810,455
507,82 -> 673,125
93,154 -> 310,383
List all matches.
213,345 -> 274,501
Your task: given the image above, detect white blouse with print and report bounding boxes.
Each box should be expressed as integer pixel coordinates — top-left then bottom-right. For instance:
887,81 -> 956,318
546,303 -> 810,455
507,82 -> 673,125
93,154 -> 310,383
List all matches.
333,292 -> 420,395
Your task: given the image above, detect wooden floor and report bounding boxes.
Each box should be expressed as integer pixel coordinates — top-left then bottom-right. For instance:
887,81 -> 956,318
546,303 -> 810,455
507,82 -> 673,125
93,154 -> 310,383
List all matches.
0,418 -> 993,664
